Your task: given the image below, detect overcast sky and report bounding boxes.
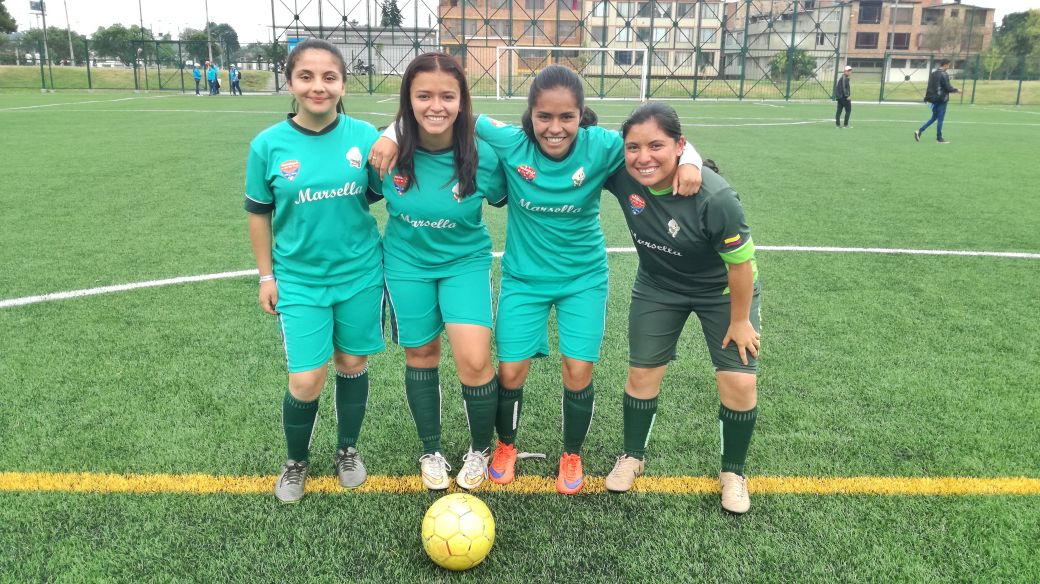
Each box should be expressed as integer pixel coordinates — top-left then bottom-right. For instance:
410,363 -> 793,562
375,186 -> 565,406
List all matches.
10,0 -> 1040,43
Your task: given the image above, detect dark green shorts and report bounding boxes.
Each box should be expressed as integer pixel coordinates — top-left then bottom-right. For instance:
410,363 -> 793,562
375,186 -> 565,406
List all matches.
628,279 -> 761,373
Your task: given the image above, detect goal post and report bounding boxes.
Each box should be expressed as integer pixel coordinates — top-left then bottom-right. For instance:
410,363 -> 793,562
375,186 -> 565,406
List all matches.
494,46 -> 649,101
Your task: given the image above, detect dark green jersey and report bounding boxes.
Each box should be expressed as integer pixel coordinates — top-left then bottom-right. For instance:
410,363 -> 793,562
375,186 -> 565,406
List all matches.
475,115 -> 623,281
604,167 -> 757,295
245,114 -> 381,286
375,139 -> 507,278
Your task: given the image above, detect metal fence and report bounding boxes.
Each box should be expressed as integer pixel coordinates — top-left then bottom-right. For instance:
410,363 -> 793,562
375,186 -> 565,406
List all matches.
2,0 -> 1038,105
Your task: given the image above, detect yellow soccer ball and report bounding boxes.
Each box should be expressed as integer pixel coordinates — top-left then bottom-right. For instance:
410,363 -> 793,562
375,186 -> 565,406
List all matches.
421,493 -> 495,571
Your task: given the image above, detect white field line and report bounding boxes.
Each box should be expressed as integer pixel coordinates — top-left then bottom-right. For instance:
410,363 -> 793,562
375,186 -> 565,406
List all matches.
1,246 -> 1037,310
0,95 -> 173,112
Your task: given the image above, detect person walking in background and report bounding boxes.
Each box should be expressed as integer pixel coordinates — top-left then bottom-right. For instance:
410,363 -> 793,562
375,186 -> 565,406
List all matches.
916,59 -> 960,144
834,65 -> 852,129
230,64 -> 243,96
192,63 -> 202,95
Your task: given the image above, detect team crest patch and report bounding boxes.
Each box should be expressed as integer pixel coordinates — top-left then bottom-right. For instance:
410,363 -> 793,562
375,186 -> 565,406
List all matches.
724,234 -> 742,247
488,117 -> 507,128
392,174 -> 409,195
572,167 -> 586,187
279,160 -> 300,181
516,165 -> 536,183
346,146 -> 363,169
451,183 -> 462,202
628,194 -> 646,215
667,218 -> 680,238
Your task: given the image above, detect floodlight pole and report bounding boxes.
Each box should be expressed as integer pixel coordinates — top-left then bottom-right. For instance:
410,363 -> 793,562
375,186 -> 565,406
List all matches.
63,0 -> 74,65
205,0 -> 213,66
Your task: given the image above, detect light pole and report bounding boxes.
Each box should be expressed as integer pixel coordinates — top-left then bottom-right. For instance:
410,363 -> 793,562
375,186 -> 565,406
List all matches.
63,0 -> 74,65
205,0 -> 213,66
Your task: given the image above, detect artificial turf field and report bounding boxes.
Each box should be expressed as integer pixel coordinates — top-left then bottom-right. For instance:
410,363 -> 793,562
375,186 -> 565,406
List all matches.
1,91 -> 1038,582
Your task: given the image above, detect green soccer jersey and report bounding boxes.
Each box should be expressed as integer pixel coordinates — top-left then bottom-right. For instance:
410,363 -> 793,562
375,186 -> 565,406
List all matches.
475,115 -> 623,281
604,166 -> 757,295
245,114 -> 381,286
375,139 -> 507,278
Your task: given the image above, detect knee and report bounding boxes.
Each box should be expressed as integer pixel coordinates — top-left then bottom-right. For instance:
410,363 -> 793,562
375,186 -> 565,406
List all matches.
562,360 -> 593,391
332,353 -> 368,376
454,352 -> 493,385
498,361 -> 530,389
717,372 -> 757,410
405,339 -> 441,368
288,368 -> 327,400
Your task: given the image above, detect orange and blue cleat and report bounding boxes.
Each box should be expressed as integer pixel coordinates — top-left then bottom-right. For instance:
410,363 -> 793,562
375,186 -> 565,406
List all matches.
488,440 -> 517,485
556,452 -> 585,495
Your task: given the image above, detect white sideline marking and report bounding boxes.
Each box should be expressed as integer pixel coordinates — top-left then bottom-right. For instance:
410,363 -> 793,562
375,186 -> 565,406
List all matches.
0,270 -> 257,309
0,95 -> 172,112
1,246 -> 1037,309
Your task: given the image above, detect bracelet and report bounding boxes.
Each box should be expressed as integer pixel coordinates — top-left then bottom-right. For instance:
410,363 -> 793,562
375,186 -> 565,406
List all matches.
258,274 -> 276,283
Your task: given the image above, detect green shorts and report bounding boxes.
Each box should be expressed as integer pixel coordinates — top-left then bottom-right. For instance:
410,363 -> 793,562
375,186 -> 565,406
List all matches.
495,270 -> 609,363
276,269 -> 386,373
384,268 -> 494,348
628,278 -> 761,373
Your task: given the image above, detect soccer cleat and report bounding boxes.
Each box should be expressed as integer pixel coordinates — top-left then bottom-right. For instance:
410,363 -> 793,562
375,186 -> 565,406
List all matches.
937,139 -> 951,144
418,452 -> 451,491
556,452 -> 585,495
604,454 -> 645,493
720,471 -> 751,514
274,460 -> 309,503
334,447 -> 367,489
914,130 -> 921,142
488,440 -> 518,485
456,448 -> 490,490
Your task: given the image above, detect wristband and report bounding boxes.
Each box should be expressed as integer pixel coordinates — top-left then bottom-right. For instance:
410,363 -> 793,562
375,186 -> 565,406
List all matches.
259,274 -> 275,283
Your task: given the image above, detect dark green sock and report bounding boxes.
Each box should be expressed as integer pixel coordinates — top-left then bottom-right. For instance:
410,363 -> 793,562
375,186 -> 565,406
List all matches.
334,367 -> 369,449
405,366 -> 441,454
282,390 -> 319,462
623,393 -> 658,460
720,404 -> 758,475
562,382 -> 595,455
462,377 -> 498,452
495,383 -> 523,445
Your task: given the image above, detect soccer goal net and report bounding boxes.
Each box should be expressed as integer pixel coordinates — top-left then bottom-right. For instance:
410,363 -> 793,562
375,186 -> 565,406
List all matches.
494,46 -> 649,101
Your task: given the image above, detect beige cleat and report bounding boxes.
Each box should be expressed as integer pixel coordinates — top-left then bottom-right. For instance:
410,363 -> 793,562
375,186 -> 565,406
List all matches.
720,471 -> 750,514
605,455 -> 645,493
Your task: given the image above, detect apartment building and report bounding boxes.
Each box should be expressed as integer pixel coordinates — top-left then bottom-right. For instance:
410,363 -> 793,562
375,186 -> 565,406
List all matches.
723,1 -> 850,78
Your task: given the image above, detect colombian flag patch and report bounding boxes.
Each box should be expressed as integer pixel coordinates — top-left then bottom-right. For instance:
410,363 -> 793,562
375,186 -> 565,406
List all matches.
724,234 -> 742,247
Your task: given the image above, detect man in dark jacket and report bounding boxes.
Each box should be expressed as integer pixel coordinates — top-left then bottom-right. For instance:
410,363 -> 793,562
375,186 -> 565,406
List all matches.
834,65 -> 852,128
915,59 -> 960,144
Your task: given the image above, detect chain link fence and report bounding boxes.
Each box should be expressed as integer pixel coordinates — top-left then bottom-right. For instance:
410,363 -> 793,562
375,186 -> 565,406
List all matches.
2,0 -> 1038,105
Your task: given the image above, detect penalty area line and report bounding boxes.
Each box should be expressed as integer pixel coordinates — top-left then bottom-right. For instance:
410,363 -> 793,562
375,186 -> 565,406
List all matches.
1,471 -> 1038,496
2,246 -> 1037,310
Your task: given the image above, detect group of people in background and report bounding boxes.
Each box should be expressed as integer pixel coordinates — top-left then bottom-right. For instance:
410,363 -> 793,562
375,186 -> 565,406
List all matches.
835,58 -> 960,142
192,61 -> 243,96
246,39 -> 762,515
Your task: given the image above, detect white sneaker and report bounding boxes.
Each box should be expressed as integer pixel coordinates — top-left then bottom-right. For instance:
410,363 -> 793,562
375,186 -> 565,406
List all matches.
418,452 -> 451,491
605,454 -> 645,493
720,471 -> 750,514
456,448 -> 490,490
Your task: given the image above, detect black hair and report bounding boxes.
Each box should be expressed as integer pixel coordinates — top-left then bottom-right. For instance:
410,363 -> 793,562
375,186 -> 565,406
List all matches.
285,38 -> 347,115
939,58 -> 951,67
392,52 -> 478,198
620,101 -> 682,141
620,102 -> 721,174
520,65 -> 598,147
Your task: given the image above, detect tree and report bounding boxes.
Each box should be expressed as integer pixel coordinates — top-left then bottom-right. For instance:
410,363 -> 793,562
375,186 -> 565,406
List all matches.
208,22 -> 240,59
0,0 -> 17,34
981,45 -> 1006,80
180,28 -> 221,65
997,10 -> 1040,57
19,26 -> 86,63
91,24 -> 154,65
770,49 -> 816,80
381,0 -> 403,28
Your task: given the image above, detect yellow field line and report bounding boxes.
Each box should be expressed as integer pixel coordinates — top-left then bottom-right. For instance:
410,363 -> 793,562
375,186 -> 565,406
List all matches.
1,472 -> 1038,496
